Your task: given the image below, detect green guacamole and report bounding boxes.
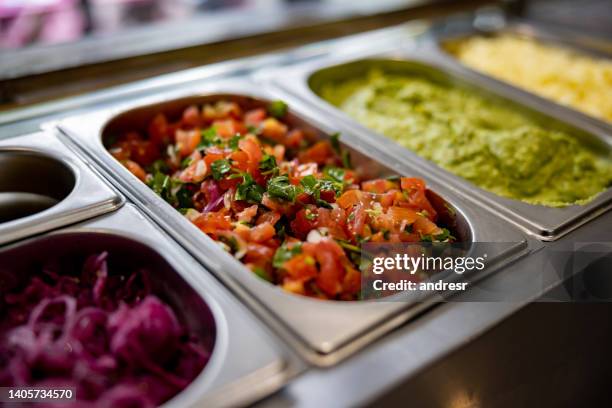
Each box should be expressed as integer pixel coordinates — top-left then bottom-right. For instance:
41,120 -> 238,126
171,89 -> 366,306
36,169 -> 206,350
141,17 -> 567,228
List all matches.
318,69 -> 612,207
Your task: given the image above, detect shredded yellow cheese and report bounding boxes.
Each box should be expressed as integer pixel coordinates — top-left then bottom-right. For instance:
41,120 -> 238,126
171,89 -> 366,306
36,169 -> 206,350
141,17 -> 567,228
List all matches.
448,35 -> 612,123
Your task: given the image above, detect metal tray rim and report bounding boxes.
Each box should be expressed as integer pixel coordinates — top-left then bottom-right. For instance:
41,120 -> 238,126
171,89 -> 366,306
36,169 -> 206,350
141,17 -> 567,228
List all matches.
0,133 -> 125,246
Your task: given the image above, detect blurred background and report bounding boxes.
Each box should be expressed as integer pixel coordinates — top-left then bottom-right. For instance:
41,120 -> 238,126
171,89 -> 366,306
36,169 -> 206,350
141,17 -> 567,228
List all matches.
1,0 -> 610,108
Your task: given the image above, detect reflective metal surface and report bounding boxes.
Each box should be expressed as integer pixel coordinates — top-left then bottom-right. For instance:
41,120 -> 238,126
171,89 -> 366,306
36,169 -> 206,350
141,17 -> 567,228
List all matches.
0,204 -> 296,407
55,80 -> 527,366
0,132 -> 124,245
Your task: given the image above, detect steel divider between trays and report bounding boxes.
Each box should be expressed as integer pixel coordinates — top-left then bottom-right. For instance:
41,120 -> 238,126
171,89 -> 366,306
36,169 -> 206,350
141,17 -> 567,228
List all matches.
262,41 -> 612,241
0,132 -> 124,246
0,203 -> 297,407
52,78 -> 528,366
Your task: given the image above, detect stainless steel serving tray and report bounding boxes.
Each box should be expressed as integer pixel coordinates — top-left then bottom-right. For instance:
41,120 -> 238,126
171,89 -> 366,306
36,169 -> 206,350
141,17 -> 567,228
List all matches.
424,13 -> 612,133
0,132 -> 123,245
53,78 -> 527,366
0,203 -> 294,407
266,48 -> 612,242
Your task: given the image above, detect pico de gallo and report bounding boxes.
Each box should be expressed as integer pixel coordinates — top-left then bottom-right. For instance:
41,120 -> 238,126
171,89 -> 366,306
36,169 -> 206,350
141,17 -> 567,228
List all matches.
107,99 -> 455,300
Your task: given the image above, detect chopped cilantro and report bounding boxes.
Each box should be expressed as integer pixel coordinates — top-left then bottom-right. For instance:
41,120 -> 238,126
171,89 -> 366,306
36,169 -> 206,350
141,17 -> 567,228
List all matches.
434,228 -> 454,242
198,127 -> 219,148
330,132 -> 341,154
300,175 -> 341,208
268,100 -> 288,118
272,243 -> 302,268
149,159 -> 169,173
148,171 -> 170,197
211,159 -> 232,180
341,150 -> 352,169
180,156 -> 193,169
259,154 -> 278,175
235,173 -> 264,204
253,266 -> 272,282
324,166 -> 345,183
228,134 -> 242,150
304,208 -> 318,221
267,175 -> 298,203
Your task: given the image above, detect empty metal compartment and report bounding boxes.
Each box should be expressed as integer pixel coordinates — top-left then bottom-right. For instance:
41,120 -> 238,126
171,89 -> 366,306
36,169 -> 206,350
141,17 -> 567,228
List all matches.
0,151 -> 74,222
55,78 -> 527,366
299,57 -> 612,241
0,204 -> 294,407
0,133 -> 124,245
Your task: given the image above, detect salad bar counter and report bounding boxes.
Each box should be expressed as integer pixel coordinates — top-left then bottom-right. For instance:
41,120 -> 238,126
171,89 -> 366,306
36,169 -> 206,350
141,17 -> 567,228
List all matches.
1,8 -> 611,407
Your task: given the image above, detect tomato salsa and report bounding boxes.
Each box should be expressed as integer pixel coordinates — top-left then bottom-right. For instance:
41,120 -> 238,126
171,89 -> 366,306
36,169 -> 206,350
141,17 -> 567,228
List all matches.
107,99 -> 455,300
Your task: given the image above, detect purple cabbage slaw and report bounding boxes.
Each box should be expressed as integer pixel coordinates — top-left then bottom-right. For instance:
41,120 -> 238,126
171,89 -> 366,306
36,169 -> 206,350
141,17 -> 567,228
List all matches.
0,252 -> 211,407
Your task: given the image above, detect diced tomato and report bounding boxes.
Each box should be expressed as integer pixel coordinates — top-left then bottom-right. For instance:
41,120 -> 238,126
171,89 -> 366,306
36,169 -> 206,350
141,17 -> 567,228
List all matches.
296,192 -> 315,205
182,105 -> 200,127
285,129 -> 304,148
293,162 -> 318,178
250,222 -> 276,243
316,207 -> 347,240
244,243 -> 275,266
297,141 -> 334,165
124,160 -> 147,181
244,108 -> 266,126
109,143 -> 131,161
337,189 -> 372,210
213,119 -> 246,138
400,177 -> 437,220
342,266 -> 361,296
283,254 -> 317,281
387,206 -> 419,225
261,193 -> 287,213
261,118 -> 288,143
111,98 -> 453,301
290,207 -> 318,240
148,114 -> 169,146
413,215 -> 443,236
304,239 -> 345,297
237,204 -> 258,223
319,190 -> 336,204
378,190 -> 397,209
179,159 -> 208,183
272,144 -> 285,162
202,101 -> 242,122
229,150 -> 249,172
129,139 -> 159,166
193,211 -> 232,234
218,177 -> 241,191
239,135 -> 263,172
203,150 -> 226,168
175,128 -> 201,157
256,211 -> 281,226
362,179 -> 398,194
345,204 -> 366,240
282,278 -> 305,295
